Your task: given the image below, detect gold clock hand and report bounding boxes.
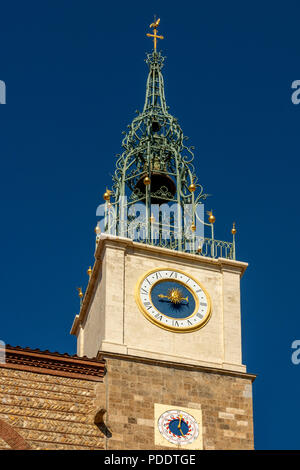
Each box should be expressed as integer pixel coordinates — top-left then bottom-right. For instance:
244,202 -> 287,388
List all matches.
178,414 -> 182,429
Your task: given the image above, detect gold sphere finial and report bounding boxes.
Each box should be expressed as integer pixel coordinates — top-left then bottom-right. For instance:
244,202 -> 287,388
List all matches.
103,189 -> 111,201
207,210 -> 216,224
190,223 -> 196,232
197,244 -> 202,253
231,222 -> 237,235
150,213 -> 155,224
189,182 -> 196,193
77,287 -> 84,299
143,176 -> 151,186
87,266 -> 92,277
94,225 -> 101,235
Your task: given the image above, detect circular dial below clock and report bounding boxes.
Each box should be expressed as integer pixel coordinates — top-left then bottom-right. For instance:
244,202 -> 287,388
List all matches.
158,409 -> 199,445
135,268 -> 211,332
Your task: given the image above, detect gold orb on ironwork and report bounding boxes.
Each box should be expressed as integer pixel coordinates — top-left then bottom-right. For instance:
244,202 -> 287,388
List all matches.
77,287 -> 84,298
189,183 -> 196,192
208,210 -> 215,224
103,191 -> 110,201
143,176 -> 151,185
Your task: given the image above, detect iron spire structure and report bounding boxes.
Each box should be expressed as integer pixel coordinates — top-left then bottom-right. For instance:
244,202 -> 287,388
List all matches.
97,19 -> 235,260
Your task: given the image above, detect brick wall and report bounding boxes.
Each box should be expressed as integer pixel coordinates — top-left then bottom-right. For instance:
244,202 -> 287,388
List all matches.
0,346 -> 106,450
102,353 -> 255,450
0,367 -> 105,449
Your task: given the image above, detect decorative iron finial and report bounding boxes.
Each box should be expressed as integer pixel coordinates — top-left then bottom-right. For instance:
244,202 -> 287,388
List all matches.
103,189 -> 112,201
94,224 -> 101,235
87,266 -> 92,277
77,287 -> 83,298
207,210 -> 216,224
231,222 -> 237,235
146,17 -> 164,51
189,181 -> 196,192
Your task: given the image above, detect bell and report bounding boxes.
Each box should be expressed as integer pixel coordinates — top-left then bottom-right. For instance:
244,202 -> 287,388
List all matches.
135,171 -> 176,205
151,120 -> 160,132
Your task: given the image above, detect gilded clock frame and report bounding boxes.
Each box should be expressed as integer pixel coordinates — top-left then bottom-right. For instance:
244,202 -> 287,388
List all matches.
135,267 -> 212,333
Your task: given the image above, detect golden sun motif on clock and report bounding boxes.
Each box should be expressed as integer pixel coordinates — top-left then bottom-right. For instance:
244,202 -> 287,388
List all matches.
135,267 -> 212,333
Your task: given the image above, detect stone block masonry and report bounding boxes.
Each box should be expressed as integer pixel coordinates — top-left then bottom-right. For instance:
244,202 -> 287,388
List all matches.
100,352 -> 255,450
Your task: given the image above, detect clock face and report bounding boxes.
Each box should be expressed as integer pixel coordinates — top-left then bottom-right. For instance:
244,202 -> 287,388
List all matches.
158,409 -> 199,445
135,268 -> 211,332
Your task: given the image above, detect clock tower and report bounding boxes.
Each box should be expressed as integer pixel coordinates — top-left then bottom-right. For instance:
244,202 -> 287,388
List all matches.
71,20 -> 255,450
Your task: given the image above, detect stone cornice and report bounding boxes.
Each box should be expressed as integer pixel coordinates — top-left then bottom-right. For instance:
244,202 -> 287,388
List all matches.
98,350 -> 256,382
0,345 -> 105,382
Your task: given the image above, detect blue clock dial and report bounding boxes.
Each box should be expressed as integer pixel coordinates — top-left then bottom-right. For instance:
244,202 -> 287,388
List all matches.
168,418 -> 189,436
151,281 -> 196,319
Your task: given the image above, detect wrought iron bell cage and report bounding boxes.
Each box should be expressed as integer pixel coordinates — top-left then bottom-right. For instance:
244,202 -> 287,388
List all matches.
98,46 -> 236,260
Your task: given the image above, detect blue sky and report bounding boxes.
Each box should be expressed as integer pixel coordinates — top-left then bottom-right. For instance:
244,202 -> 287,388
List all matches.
0,0 -> 300,449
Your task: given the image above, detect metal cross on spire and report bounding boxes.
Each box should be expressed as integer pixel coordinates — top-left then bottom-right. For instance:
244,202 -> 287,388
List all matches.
146,17 -> 164,51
